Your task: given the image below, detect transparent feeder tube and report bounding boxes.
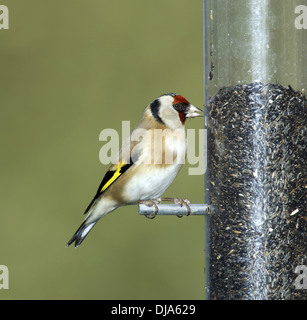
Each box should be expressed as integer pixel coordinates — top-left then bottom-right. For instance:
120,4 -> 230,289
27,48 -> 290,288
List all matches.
203,0 -> 307,300
204,0 -> 307,95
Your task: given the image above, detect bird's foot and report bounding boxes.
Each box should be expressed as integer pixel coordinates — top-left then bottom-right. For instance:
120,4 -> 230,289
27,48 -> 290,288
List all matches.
138,198 -> 161,219
161,197 -> 191,217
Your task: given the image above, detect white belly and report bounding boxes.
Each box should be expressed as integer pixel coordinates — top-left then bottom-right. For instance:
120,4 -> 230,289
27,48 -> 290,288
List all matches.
123,128 -> 187,202
123,163 -> 183,202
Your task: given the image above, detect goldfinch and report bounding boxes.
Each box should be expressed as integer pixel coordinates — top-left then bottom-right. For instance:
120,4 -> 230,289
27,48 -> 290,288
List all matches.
66,93 -> 202,247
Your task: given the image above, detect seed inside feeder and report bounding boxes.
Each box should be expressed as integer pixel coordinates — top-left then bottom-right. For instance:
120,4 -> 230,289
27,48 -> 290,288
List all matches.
207,82 -> 307,300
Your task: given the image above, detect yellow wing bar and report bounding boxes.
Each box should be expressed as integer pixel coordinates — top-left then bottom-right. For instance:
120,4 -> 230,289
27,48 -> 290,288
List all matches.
98,159 -> 133,194
100,164 -> 123,192
84,159 -> 133,215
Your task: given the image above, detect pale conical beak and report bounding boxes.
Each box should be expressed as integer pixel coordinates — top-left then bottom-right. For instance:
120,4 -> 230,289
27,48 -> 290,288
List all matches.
186,104 -> 203,118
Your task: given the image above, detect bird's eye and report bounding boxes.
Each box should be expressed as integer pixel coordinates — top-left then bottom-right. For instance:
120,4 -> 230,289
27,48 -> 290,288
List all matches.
173,103 -> 188,113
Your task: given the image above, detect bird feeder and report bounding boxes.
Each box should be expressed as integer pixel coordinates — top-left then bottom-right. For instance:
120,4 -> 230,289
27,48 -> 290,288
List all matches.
203,0 -> 307,299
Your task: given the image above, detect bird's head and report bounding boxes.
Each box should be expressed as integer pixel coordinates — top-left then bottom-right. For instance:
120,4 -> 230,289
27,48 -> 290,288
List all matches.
149,93 -> 203,129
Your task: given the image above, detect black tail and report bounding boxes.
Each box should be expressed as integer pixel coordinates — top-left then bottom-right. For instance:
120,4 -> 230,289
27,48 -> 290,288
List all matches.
66,220 -> 97,248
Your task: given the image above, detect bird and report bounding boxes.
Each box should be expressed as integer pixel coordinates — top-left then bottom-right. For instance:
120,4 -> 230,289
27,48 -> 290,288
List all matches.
66,93 -> 203,247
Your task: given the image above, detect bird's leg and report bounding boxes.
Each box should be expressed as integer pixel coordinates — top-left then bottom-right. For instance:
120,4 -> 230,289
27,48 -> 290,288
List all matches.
138,198 -> 161,219
161,197 -> 191,217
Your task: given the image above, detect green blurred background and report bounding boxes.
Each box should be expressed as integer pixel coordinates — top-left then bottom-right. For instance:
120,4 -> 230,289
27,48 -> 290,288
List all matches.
0,0 -> 204,299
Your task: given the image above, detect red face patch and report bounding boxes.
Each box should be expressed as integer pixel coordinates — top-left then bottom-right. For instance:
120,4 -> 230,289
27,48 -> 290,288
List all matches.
173,95 -> 189,105
178,112 -> 186,125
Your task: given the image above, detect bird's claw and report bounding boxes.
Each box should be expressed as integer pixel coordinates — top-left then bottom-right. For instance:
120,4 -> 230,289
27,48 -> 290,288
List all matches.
161,197 -> 191,217
138,198 -> 161,219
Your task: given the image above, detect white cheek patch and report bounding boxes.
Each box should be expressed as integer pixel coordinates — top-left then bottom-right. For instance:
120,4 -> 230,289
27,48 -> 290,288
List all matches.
160,106 -> 183,130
